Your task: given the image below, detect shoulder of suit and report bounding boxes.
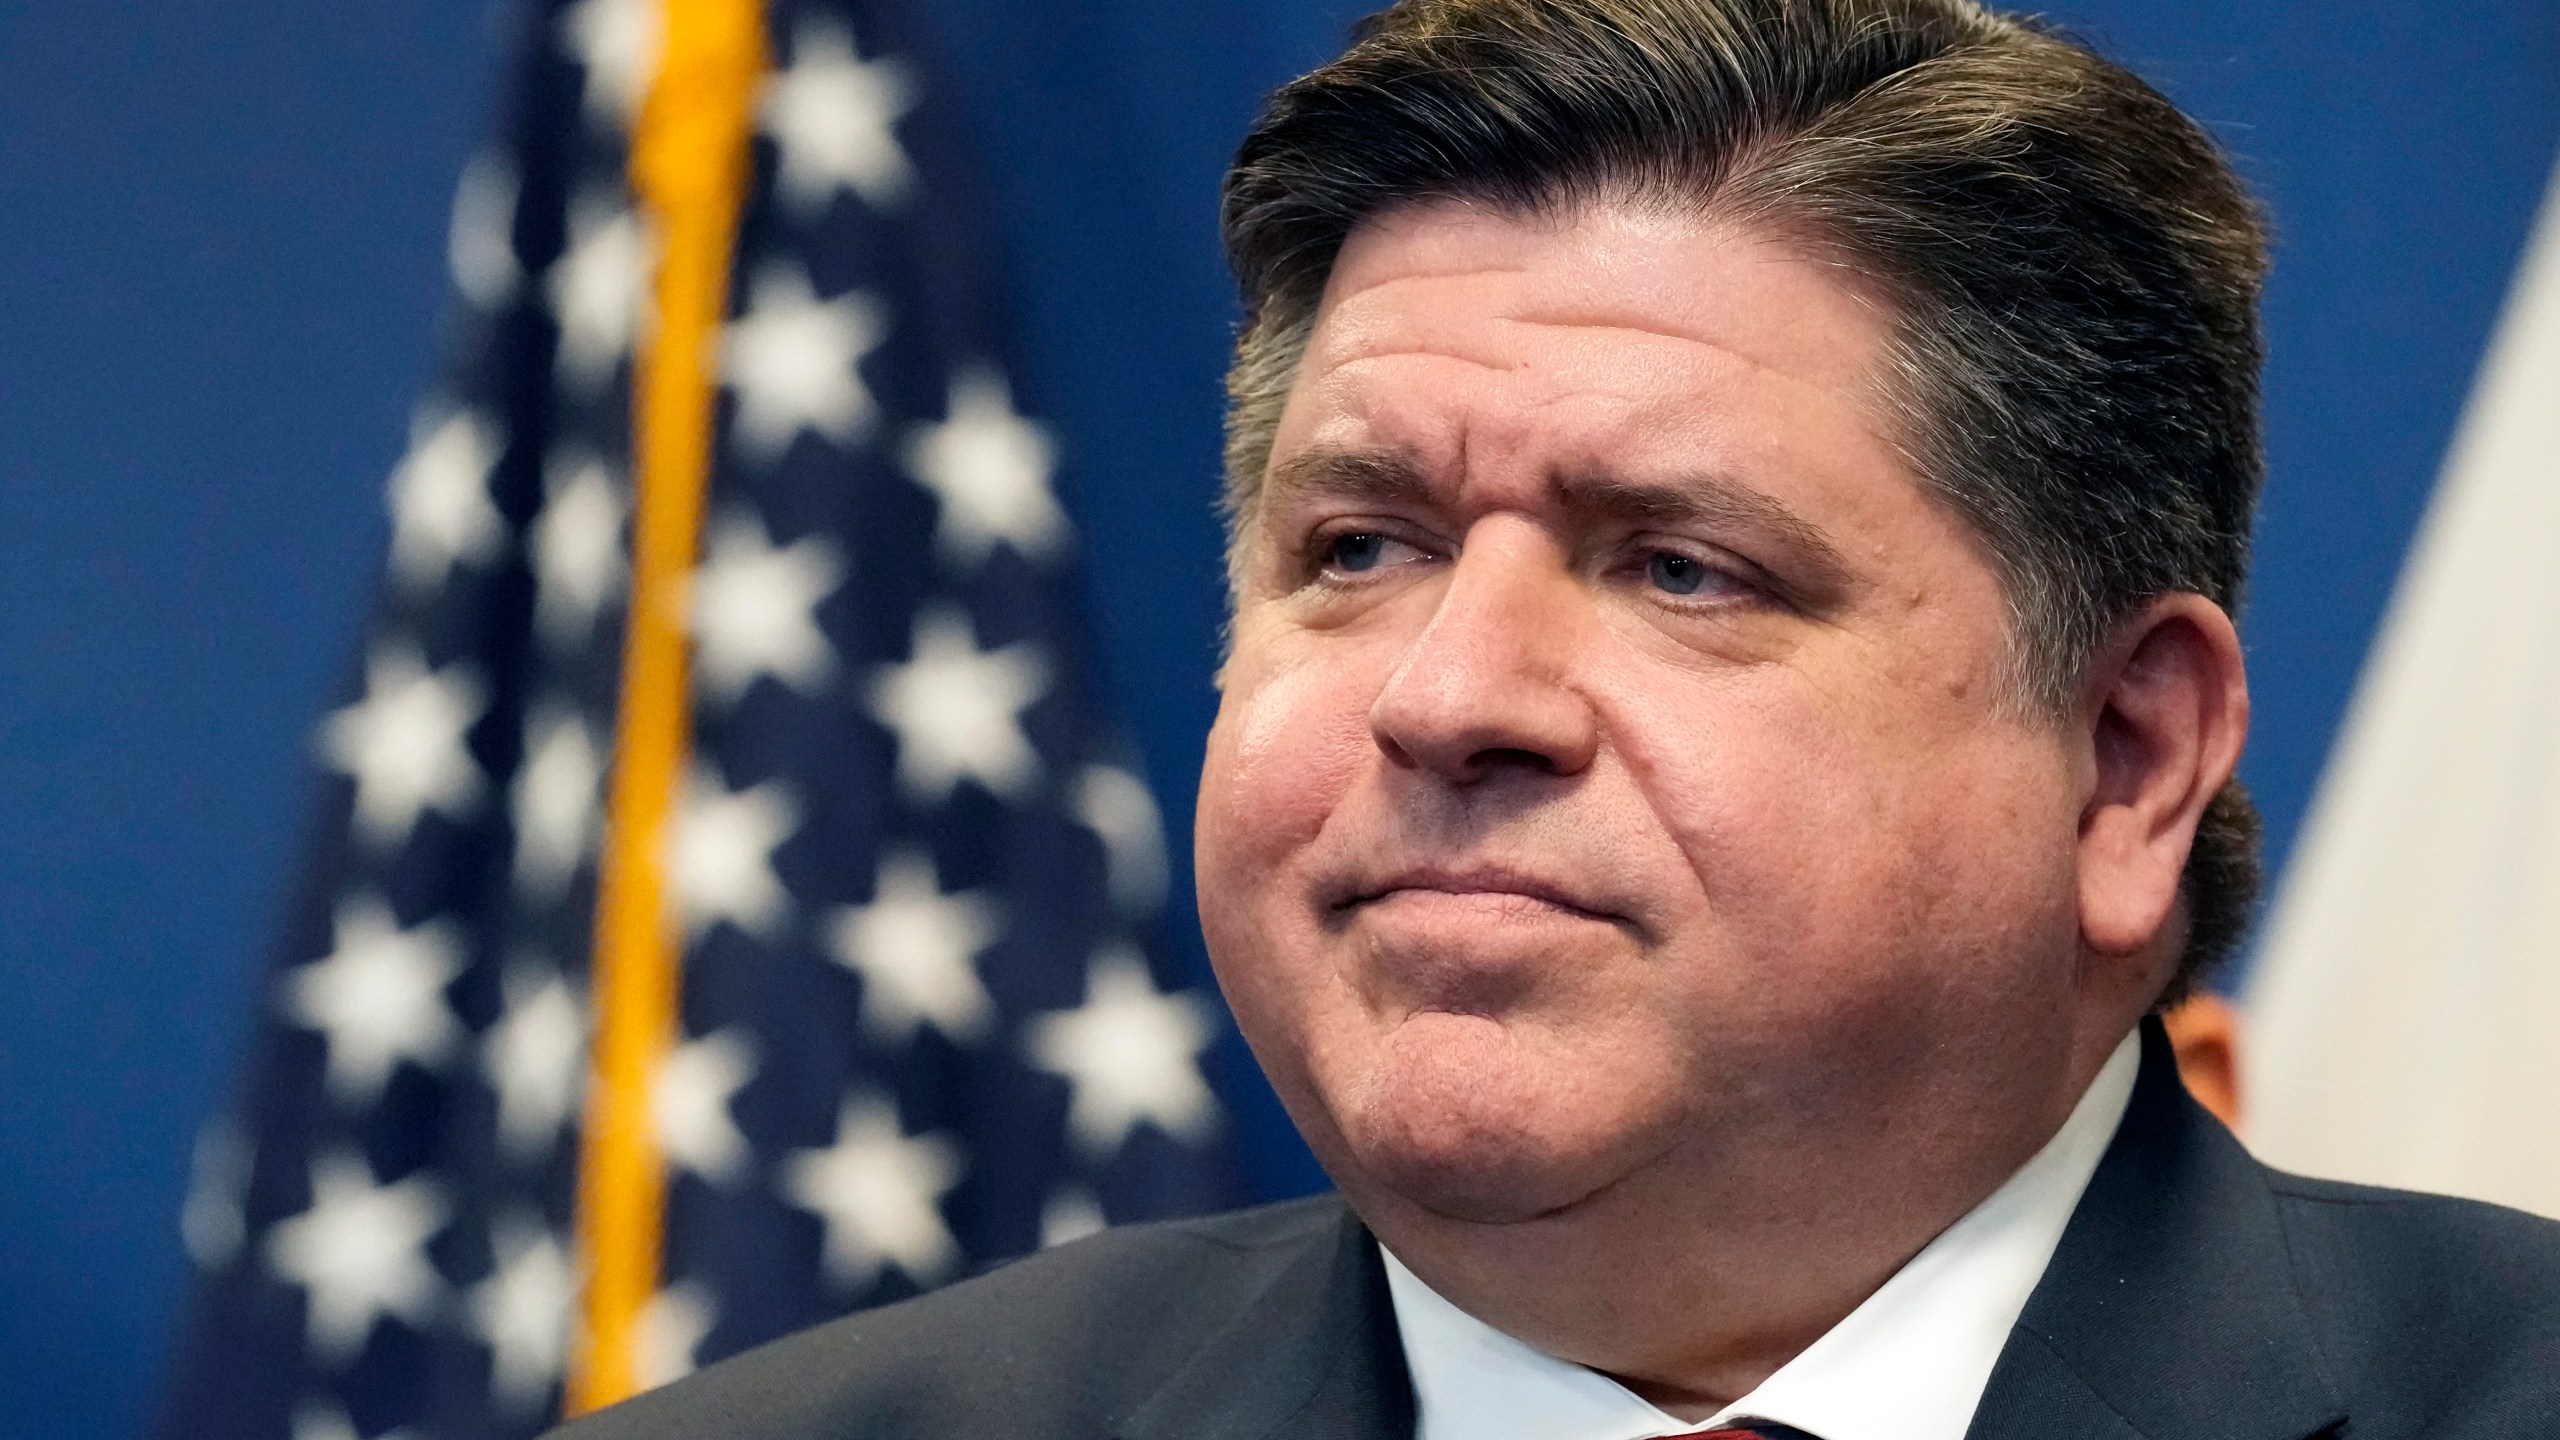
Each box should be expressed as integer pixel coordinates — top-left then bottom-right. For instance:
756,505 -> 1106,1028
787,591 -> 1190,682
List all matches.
547,1193 -> 1353,1440
2262,1171 -> 2560,1429
2265,1168 -> 2560,1276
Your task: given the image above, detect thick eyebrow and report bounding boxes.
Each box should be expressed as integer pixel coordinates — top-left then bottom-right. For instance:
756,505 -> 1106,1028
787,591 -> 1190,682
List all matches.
1262,446 -> 1438,515
1266,446 -> 1853,606
1553,470 -> 1850,598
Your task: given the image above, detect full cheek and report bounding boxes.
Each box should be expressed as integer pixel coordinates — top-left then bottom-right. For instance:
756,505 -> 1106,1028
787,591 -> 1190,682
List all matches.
1632,701 -> 1944,1093
1197,638 -> 1390,1070
1722,738 -> 2067,1113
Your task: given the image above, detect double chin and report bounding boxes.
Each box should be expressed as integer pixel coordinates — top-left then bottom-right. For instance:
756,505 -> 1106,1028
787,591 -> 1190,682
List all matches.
1325,1010 -> 1681,1225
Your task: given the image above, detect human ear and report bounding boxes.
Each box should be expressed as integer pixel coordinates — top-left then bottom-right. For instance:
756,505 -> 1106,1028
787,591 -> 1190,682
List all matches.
2076,593 -> 2249,959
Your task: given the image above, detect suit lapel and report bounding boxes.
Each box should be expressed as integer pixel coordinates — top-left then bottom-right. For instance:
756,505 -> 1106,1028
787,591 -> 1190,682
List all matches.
1967,1018 -> 2345,1440
1116,1198 -> 1414,1440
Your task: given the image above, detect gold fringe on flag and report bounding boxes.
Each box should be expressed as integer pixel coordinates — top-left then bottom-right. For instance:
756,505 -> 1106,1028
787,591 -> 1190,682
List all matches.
567,0 -> 768,1414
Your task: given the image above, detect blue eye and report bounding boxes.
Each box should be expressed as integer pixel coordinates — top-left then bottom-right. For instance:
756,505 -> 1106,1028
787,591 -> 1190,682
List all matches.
1648,551 -> 1713,595
1328,532 -> 1393,573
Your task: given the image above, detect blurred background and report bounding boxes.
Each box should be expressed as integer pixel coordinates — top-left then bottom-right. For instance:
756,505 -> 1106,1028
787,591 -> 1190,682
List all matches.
0,2 -> 2552,1437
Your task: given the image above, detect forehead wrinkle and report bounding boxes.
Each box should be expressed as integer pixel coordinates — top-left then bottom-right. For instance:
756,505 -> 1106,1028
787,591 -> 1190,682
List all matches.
1320,310 -> 1869,434
1316,326 -> 1535,379
1500,311 -> 1836,395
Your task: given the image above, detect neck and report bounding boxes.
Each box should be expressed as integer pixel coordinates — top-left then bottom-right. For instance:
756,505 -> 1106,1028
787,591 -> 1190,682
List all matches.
1353,1027 -> 2131,1418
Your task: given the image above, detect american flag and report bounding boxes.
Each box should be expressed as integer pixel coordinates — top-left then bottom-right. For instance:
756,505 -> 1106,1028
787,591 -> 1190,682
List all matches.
154,0 -> 1238,1435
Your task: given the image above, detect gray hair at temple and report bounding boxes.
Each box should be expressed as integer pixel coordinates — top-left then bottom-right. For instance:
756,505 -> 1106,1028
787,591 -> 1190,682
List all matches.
1215,0 -> 2269,1003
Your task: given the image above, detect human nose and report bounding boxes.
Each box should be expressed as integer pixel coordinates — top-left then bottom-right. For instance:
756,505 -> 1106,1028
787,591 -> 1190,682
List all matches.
1368,523 -> 1599,783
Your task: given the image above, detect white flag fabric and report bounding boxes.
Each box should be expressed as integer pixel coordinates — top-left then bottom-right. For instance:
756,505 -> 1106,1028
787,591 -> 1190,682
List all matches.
2243,154 -> 2560,1219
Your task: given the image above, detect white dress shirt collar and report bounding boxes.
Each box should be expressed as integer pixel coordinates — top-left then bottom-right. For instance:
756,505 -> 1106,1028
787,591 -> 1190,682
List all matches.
1382,1028 -> 2143,1440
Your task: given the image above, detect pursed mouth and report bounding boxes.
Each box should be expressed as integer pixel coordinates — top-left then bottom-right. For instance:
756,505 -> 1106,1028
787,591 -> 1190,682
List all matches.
1333,868 -> 1631,929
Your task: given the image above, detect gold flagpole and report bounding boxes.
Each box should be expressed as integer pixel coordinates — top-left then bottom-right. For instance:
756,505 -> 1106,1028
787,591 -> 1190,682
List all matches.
566,0 -> 767,1413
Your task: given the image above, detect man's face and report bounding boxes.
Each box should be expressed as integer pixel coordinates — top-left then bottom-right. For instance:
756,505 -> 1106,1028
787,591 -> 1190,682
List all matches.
1197,198 -> 2096,1228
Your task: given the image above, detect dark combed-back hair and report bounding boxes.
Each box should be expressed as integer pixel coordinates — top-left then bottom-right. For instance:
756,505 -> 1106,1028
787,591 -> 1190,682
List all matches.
1217,0 -> 2268,1003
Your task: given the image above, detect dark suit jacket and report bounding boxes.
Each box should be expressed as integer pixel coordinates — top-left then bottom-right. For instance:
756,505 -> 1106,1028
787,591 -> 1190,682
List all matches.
555,1021 -> 2560,1439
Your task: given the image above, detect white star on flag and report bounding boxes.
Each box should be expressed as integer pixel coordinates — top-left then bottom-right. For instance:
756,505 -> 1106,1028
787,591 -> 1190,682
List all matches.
721,263 -> 888,458
1028,946 -> 1219,1159
654,1027 -> 758,1186
288,1401 -> 349,1440
447,152 -> 519,312
761,17 -> 916,216
690,510 -> 846,704
529,449 -> 628,649
467,1211 -> 577,1413
827,847 -> 999,1044
481,962 -> 585,1164
866,603 -> 1050,803
558,0 -> 660,130
549,194 -> 653,394
317,644 -> 487,850
510,704 -> 604,898
780,1093 -> 964,1289
669,765 -> 802,939
1071,764 -> 1171,918
1040,1186 -> 1106,1250
636,1281 -> 717,1389
284,895 -> 465,1108
385,409 -> 505,596
264,1151 -> 449,1366
903,368 -> 1068,568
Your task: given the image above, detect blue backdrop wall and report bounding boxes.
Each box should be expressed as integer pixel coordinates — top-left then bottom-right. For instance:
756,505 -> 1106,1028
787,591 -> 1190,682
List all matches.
0,4 -> 2551,1437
